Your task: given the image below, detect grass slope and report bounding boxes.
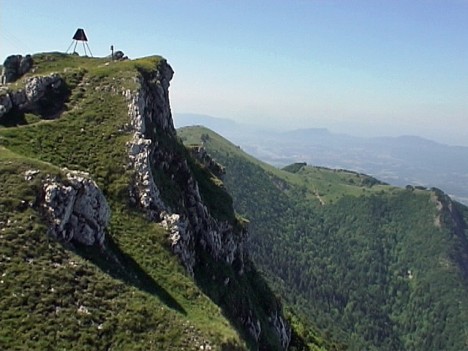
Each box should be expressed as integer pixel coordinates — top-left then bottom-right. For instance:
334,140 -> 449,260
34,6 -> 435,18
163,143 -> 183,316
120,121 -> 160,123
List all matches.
178,126 -> 468,351
0,53 -> 245,350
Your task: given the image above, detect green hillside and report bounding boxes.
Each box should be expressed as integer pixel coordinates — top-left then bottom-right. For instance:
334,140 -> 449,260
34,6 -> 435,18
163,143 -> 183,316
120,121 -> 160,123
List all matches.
0,152 -> 243,350
0,53 -> 321,351
178,126 -> 468,351
0,54 -> 248,350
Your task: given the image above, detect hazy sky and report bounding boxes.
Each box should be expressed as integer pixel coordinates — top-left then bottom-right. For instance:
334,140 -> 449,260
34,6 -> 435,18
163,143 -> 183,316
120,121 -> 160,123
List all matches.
1,0 -> 467,145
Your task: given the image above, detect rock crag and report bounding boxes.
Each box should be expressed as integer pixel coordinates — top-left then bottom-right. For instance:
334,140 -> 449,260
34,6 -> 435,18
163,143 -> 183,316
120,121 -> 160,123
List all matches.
0,73 -> 64,119
6,54 -> 291,350
42,170 -> 110,246
1,54 -> 34,84
124,59 -> 291,349
125,61 -> 247,276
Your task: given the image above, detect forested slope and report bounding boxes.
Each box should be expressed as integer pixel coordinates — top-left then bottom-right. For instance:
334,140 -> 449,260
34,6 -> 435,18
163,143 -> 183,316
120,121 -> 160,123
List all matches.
179,126 -> 468,351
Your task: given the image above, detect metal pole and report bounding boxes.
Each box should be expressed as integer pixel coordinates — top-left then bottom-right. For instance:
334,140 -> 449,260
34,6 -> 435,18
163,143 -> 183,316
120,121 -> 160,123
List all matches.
86,42 -> 93,57
66,40 -> 74,53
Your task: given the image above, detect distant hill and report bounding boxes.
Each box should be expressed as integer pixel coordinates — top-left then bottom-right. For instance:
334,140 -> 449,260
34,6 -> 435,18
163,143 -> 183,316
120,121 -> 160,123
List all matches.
174,113 -> 238,130
175,113 -> 468,205
179,125 -> 468,351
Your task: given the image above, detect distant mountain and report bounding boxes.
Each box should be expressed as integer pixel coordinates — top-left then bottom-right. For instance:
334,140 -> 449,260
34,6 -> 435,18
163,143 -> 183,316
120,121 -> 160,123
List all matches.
174,113 -> 239,131
175,113 -> 468,205
282,128 -> 331,138
179,125 -> 468,351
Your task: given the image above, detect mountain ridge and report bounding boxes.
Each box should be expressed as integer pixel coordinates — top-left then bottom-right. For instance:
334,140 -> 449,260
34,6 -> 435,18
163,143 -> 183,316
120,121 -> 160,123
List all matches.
179,125 -> 468,351
0,52 -> 312,351
175,113 -> 468,205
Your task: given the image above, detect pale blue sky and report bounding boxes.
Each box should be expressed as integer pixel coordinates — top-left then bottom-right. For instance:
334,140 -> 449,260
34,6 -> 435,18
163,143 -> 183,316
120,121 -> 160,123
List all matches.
1,0 -> 467,145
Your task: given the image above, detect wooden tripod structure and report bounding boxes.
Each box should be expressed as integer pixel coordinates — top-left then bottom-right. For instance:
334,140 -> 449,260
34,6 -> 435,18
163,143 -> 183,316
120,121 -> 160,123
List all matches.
66,28 -> 93,56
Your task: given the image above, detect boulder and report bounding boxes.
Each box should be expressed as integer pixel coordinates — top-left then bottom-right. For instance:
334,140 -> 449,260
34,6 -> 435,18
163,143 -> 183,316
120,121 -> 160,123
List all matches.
0,90 -> 12,118
0,73 -> 64,122
2,54 -> 33,83
114,50 -> 127,61
19,55 -> 33,76
42,171 -> 110,246
25,73 -> 61,101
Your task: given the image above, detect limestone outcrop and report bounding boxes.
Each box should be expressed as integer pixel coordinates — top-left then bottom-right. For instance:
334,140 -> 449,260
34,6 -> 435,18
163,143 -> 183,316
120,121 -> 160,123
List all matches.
0,73 -> 64,119
124,59 -> 291,348
1,54 -> 33,83
25,74 -> 62,102
125,60 -> 247,277
270,311 -> 292,350
188,145 -> 226,179
42,170 -> 110,246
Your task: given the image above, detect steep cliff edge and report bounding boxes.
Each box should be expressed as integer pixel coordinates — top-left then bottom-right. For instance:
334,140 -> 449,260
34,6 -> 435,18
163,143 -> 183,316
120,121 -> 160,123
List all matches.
123,57 -> 291,350
0,53 -> 292,350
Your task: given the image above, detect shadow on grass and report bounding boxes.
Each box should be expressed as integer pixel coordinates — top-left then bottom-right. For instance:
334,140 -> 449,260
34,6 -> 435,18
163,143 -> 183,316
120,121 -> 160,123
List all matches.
193,249 -> 264,351
73,235 -> 186,315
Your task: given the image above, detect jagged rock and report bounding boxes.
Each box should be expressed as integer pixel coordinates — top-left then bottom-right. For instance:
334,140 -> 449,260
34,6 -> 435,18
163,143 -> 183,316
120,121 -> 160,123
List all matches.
114,50 -> 127,61
23,169 -> 40,181
0,90 -> 12,118
42,170 -> 110,246
245,314 -> 262,342
160,212 -> 195,275
126,130 -> 167,218
9,90 -> 27,106
2,55 -> 22,83
0,73 -> 64,121
19,55 -> 33,76
125,62 -> 249,274
189,145 -> 225,179
2,54 -> 33,83
124,59 -> 290,349
25,73 -> 62,102
269,311 -> 292,350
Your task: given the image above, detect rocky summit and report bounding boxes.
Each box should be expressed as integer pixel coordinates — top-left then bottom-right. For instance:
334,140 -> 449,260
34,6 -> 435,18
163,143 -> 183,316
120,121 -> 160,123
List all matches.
0,53 -> 299,351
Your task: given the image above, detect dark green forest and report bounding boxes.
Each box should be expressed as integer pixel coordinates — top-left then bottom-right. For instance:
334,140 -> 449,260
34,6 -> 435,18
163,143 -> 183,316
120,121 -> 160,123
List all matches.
179,126 -> 468,351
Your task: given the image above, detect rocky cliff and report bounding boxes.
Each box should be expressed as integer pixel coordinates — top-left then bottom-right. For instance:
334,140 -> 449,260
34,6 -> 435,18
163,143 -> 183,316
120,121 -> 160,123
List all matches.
42,170 -> 110,246
125,62 -> 247,276
123,59 -> 291,349
0,53 -> 291,350
0,73 -> 65,120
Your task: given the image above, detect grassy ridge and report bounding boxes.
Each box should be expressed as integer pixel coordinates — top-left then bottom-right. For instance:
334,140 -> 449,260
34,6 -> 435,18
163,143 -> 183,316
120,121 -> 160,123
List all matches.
178,126 -> 468,351
0,54 -> 246,350
0,158 -> 242,350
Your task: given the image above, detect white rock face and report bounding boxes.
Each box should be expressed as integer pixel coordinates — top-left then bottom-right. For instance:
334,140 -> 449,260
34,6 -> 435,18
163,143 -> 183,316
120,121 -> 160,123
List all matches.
42,171 -> 110,246
125,63 -> 250,276
0,73 -> 63,119
160,212 -> 195,274
124,61 -> 290,349
25,74 -> 61,101
269,310 -> 292,350
127,129 -> 166,215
